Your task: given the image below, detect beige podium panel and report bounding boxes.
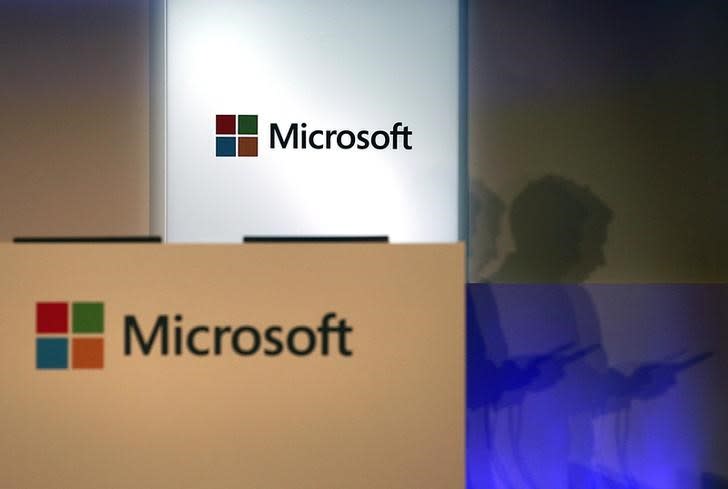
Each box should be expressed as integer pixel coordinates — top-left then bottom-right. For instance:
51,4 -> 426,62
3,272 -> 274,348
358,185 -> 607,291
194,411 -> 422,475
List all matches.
0,244 -> 464,489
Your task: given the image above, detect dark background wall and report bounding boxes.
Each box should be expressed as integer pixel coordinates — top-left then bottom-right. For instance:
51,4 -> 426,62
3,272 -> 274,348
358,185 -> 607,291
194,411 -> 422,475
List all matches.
468,0 -> 728,282
0,0 -> 149,240
465,3 -> 728,487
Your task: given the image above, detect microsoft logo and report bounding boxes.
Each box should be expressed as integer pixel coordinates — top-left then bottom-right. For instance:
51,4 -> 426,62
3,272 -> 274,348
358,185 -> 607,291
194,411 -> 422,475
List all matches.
214,114 -> 413,155
35,302 -> 104,370
216,114 -> 258,157
33,304 -> 352,368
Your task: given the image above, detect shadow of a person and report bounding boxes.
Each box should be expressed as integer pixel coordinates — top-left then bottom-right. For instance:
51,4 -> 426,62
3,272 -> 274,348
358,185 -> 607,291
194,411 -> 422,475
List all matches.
489,175 -> 610,283
468,176 -> 611,488
467,176 -> 711,489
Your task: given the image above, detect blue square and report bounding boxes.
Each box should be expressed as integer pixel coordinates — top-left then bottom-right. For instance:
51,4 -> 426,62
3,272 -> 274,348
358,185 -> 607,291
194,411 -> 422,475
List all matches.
216,137 -> 237,157
36,338 -> 68,369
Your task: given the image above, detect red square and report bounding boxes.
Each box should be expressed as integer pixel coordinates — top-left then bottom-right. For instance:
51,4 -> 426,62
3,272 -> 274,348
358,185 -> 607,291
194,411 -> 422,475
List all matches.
36,302 -> 68,334
216,114 -> 236,134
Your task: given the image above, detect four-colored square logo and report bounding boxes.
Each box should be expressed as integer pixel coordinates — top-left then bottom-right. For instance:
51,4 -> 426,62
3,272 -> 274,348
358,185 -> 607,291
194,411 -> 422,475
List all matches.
36,302 -> 104,370
216,114 -> 258,157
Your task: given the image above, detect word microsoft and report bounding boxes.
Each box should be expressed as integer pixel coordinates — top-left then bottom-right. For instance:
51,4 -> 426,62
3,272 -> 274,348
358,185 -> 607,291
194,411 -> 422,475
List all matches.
270,122 -> 413,150
125,312 -> 353,357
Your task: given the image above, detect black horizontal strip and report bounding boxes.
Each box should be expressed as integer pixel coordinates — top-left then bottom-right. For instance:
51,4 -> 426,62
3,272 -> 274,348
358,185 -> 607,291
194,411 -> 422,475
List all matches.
13,236 -> 162,243
244,236 -> 389,243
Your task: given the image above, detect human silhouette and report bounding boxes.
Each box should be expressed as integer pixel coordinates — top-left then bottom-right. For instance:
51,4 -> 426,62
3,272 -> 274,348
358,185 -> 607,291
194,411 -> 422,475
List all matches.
467,176 -> 712,489
490,175 -> 611,283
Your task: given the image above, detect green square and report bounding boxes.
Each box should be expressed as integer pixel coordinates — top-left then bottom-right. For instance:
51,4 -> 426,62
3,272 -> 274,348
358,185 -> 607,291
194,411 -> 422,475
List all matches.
238,115 -> 258,135
72,302 -> 104,334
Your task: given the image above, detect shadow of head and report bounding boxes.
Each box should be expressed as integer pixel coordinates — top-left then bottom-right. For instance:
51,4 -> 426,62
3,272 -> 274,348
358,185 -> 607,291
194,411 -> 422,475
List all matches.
508,175 -> 612,281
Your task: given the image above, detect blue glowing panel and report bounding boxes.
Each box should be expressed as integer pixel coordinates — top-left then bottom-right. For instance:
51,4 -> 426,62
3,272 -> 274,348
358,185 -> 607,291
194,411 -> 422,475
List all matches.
467,284 -> 727,489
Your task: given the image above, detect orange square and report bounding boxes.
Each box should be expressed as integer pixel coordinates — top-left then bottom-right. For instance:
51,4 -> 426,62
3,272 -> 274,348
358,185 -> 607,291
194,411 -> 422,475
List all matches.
238,136 -> 258,157
72,337 -> 104,369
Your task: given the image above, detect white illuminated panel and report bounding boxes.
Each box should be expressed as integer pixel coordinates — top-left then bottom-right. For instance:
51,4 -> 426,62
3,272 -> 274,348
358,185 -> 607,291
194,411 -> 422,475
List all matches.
155,0 -> 463,242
